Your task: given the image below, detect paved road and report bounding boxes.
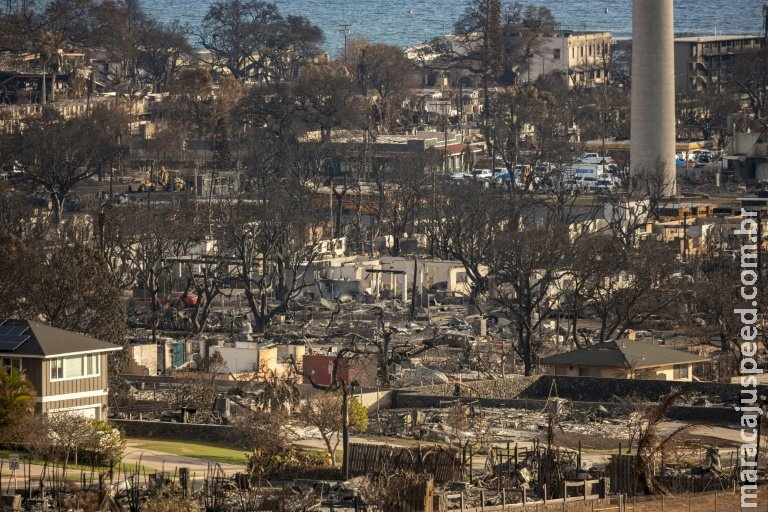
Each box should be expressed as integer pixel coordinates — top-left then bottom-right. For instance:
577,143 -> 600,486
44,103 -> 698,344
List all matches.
121,440 -> 245,477
0,441 -> 246,488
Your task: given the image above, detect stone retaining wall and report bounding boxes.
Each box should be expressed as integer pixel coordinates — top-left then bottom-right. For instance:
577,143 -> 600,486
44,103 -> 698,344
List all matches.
111,419 -> 239,445
519,375 -> 761,404
402,376 -> 539,398
391,393 -> 740,425
392,374 -> 754,425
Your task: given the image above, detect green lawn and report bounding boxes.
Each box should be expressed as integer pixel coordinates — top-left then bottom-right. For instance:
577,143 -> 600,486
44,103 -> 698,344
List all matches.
0,449 -> 148,476
128,439 -> 248,466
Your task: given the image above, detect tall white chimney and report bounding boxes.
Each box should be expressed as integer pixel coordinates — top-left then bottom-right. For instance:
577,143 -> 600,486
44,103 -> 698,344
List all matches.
630,0 -> 676,196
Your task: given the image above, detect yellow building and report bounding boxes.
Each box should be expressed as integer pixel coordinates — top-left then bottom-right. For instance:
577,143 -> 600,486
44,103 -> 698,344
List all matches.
540,340 -> 708,381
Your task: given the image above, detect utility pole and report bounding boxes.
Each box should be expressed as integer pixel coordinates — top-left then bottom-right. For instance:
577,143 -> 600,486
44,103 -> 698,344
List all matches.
682,210 -> 688,261
443,95 -> 449,174
339,24 -> 351,62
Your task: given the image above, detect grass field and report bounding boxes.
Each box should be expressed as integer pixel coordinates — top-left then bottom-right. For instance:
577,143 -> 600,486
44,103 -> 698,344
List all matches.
0,449 -> 145,472
127,438 -> 248,466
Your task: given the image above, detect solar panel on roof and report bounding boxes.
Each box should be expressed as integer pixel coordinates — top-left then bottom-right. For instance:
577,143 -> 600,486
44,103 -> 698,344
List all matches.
0,336 -> 27,352
0,323 -> 29,336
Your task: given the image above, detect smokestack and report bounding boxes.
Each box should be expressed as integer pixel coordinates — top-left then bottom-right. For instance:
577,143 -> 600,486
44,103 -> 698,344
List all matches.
630,0 -> 676,196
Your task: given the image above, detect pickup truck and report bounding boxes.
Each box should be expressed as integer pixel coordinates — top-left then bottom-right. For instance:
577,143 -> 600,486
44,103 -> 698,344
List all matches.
472,169 -> 493,180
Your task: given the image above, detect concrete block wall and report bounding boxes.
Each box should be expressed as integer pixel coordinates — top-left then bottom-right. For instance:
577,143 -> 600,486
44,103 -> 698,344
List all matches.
111,419 -> 240,445
401,376 -> 539,398
519,375 -> 761,404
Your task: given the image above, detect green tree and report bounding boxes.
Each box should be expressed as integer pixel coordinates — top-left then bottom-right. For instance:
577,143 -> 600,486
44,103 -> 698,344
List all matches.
0,366 -> 35,441
46,414 -> 125,469
298,392 -> 367,466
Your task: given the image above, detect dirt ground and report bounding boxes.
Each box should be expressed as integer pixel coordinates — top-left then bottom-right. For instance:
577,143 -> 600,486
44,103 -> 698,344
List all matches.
589,489 -> 768,512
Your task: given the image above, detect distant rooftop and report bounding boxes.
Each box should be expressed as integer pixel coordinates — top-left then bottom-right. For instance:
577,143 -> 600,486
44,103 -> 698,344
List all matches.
540,340 -> 708,370
674,34 -> 762,43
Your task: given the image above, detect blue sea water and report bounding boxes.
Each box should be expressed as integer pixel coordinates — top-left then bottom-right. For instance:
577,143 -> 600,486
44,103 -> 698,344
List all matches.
141,0 -> 765,55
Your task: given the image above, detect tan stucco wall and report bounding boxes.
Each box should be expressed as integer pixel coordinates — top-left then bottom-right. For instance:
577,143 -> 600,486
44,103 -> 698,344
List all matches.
548,362 -> 694,381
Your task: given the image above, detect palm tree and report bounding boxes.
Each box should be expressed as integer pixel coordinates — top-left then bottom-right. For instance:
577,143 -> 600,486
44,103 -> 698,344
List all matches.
632,389 -> 693,495
0,366 -> 35,433
38,31 -> 65,104
255,368 -> 300,414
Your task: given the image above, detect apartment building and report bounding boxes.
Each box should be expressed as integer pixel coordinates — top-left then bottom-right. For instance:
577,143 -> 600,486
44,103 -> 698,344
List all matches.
524,31 -> 613,87
674,35 -> 764,91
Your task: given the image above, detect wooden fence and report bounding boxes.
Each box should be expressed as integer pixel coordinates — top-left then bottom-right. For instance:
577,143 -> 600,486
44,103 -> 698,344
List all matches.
609,453 -> 734,496
441,479 -> 606,511
609,455 -> 634,495
655,473 -> 732,494
348,443 -> 462,483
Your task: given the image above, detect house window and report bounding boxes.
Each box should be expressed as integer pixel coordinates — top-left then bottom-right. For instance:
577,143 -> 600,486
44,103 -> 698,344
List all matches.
456,272 -> 467,283
50,354 -> 100,381
87,354 -> 100,375
553,49 -> 561,60
578,367 -> 601,377
673,364 -> 689,379
1,357 -> 22,371
50,358 -> 64,380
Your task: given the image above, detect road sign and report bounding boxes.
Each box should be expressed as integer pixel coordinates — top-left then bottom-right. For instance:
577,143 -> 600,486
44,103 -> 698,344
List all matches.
8,453 -> 19,471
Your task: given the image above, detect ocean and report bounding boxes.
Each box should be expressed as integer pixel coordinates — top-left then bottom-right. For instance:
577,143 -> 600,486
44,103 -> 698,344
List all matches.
140,0 -> 765,55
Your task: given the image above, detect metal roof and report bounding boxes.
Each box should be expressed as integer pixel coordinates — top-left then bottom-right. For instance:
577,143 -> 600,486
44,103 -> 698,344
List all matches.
0,319 -> 122,358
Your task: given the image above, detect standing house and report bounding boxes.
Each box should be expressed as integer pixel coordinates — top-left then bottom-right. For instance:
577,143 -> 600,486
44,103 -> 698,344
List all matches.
0,319 -> 122,419
540,340 -> 708,381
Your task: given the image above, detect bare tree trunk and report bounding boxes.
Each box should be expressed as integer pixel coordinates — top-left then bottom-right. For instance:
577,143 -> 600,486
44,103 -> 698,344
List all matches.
321,432 -> 337,466
50,192 -> 63,224
341,384 -> 350,480
194,291 -> 218,334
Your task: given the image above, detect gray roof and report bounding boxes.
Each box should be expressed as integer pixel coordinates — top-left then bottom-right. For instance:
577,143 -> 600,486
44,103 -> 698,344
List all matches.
540,340 -> 708,369
674,35 -> 762,43
0,319 -> 122,358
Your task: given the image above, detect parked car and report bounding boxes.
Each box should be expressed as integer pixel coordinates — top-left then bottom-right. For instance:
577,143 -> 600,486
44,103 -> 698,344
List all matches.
492,168 -> 507,180
472,169 -> 493,180
563,178 -> 580,193
450,172 -> 470,181
577,153 -> 611,165
581,176 -> 598,191
595,178 -> 615,192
